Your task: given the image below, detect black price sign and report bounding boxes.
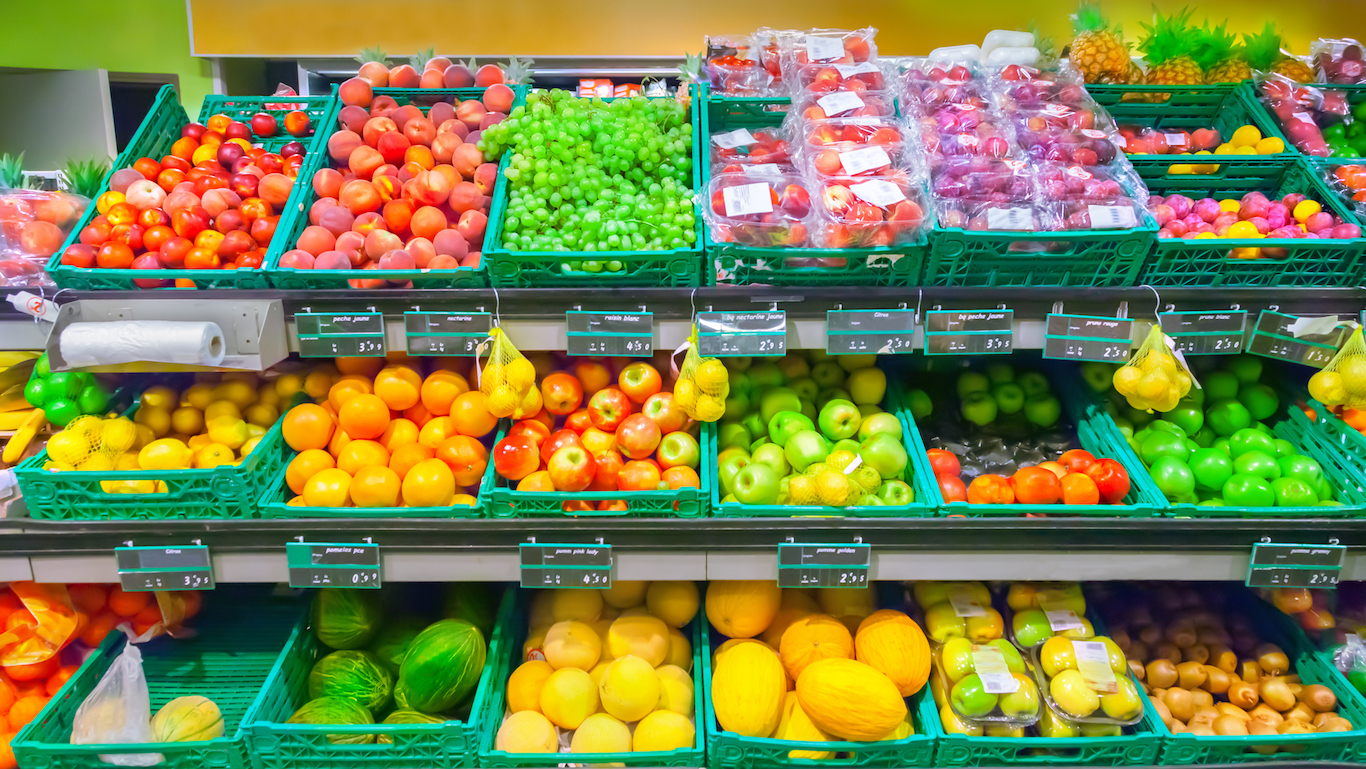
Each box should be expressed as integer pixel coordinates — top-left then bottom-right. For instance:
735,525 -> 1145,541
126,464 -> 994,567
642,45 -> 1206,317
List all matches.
520,543 -> 612,588
924,310 -> 1013,355
1042,314 -> 1134,362
1246,542 -> 1345,589
403,311 -> 491,356
287,542 -> 381,588
1247,311 -> 1347,369
115,546 -> 214,592
778,543 -> 870,587
696,311 -> 786,357
826,309 -> 916,355
566,311 -> 653,356
1160,311 -> 1248,356
296,313 -> 386,358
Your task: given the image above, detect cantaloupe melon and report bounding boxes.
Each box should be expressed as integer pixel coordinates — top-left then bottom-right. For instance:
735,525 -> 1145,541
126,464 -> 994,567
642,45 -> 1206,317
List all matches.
855,609 -> 930,697
710,640 -> 785,737
706,581 -> 781,639
150,696 -> 224,742
796,658 -> 906,741
779,614 -> 853,680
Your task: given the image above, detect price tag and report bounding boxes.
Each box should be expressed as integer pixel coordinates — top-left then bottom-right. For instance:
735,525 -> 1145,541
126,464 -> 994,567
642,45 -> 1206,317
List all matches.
970,644 -> 1020,694
1038,591 -> 1085,631
115,546 -> 214,592
287,542 -> 381,588
722,183 -> 774,217
1087,204 -> 1138,229
817,92 -> 865,116
949,592 -> 988,617
296,312 -> 385,358
1247,310 -> 1348,369
986,207 -> 1035,230
839,146 -> 892,176
777,543 -> 870,587
1042,314 -> 1134,362
403,311 -> 491,356
834,62 -> 880,77
826,309 -> 915,355
850,180 -> 906,207
1073,640 -> 1118,692
806,36 -> 846,62
1159,311 -> 1248,356
697,311 -> 786,357
1246,542 -> 1345,589
520,543 -> 612,588
924,309 -> 1013,355
711,128 -> 757,149
566,311 -> 653,356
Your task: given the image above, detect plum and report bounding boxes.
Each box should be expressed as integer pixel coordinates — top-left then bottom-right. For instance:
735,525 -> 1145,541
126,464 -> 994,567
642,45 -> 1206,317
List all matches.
1193,198 -> 1221,222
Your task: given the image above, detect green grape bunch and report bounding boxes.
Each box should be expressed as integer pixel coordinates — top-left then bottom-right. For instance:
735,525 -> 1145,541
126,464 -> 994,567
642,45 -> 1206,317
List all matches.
476,90 -> 696,259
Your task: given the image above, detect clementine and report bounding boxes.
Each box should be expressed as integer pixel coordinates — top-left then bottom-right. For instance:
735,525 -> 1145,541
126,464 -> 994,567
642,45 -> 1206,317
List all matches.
419,371 -> 469,416
379,418 -> 419,451
281,404 -> 335,451
402,459 -> 456,506
450,391 -> 497,438
389,443 -> 435,479
436,436 -> 488,486
106,587 -> 149,618
286,449 -> 336,494
338,393 -> 390,440
351,466 -> 402,507
336,439 -> 391,475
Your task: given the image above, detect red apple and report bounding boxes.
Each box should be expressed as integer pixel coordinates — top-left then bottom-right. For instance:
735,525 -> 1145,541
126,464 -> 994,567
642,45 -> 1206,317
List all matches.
492,434 -> 538,480
547,445 -> 596,492
615,413 -> 662,460
539,428 -> 584,464
589,388 -> 632,431
588,449 -> 624,491
641,392 -> 685,433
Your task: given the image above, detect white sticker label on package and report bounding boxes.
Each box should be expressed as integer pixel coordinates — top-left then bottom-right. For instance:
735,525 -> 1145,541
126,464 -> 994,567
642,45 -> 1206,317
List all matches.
834,62 -> 880,77
1294,111 -> 1315,123
712,128 -> 757,149
1073,640 -> 1118,693
1164,133 -> 1186,145
986,207 -> 1034,230
1043,104 -> 1072,116
817,91 -> 866,116
1080,129 -> 1107,139
722,183 -> 774,217
949,592 -> 988,617
970,645 -> 1021,694
746,163 -> 784,178
1066,166 -> 1093,180
850,179 -> 907,207
807,36 -> 846,61
838,146 -> 891,175
1088,205 -> 1138,229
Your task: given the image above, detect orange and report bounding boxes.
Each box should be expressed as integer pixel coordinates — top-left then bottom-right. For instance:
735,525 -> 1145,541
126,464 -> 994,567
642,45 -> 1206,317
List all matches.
517,471 -> 555,492
107,586 -> 149,618
662,466 -> 701,489
6,695 -> 47,730
337,439 -> 391,475
67,584 -> 107,615
403,402 -> 433,427
0,732 -> 17,769
70,612 -> 88,647
436,435 -> 488,486
335,356 -> 384,377
402,458 -> 456,506
281,403 -> 335,451
338,394 -> 390,440
389,443 -> 435,479
80,611 -> 119,647
303,468 -> 352,507
328,425 -> 353,457
418,416 -> 457,448
286,449 -> 336,495
1343,408 -> 1366,432
0,592 -> 21,625
302,370 -> 334,401
3,612 -> 33,634
44,666 -> 78,697
132,604 -> 163,638
0,683 -> 12,714
328,377 -> 373,411
379,418 -> 419,451
420,371 -> 469,415
351,466 -> 402,507
450,391 -> 497,438
3,657 -> 56,684
374,366 -> 422,410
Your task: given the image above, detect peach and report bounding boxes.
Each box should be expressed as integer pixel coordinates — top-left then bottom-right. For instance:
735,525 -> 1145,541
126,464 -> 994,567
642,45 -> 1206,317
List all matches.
405,236 -> 436,267
373,174 -> 401,203
456,100 -> 487,131
382,200 -> 413,233
391,104 -> 423,129
217,229 -> 254,257
451,144 -> 484,178
339,77 -> 373,108
376,131 -> 411,165
457,209 -> 488,245
336,230 -> 366,264
201,188 -> 241,218
433,228 -> 469,259
319,206 -> 355,236
353,210 -> 387,233
328,130 -> 363,163
279,248 -> 315,269
403,117 -> 436,147
358,61 -> 389,87
427,56 -> 452,72
379,249 -> 417,270
348,145 -> 385,180
388,64 -> 420,89
814,150 -> 842,176
465,130 -> 482,145
438,119 -> 470,140
473,163 -> 498,195
405,145 -> 435,170
429,102 -> 456,127
412,169 -> 453,206
475,64 -> 505,87
313,168 -> 343,199
362,116 -> 398,147
340,179 -> 382,214
409,205 -> 448,240
432,133 -> 462,164
428,254 -> 461,270
365,229 -> 402,259
448,182 -> 483,214
370,95 -> 399,116
258,173 -> 293,207
462,252 -> 482,269
420,68 -> 444,89
309,197 -> 338,224
315,250 -> 352,270
433,164 -> 461,187
443,64 -> 475,88
297,225 -> 337,256
339,105 -> 369,134
483,84 -> 514,113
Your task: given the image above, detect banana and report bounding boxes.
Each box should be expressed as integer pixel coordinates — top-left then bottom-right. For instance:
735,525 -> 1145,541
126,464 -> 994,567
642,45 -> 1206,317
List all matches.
0,358 -> 37,394
2,408 -> 45,465
0,384 -> 25,412
0,409 -> 35,430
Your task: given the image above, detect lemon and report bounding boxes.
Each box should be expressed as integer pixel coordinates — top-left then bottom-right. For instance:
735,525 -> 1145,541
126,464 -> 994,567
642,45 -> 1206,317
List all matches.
1214,143 -> 1237,155
1310,370 -> 1347,404
76,452 -> 114,472
256,384 -> 281,408
487,385 -> 518,418
1226,220 -> 1259,238
133,424 -> 156,450
693,394 -> 726,422
274,373 -> 304,400
194,443 -> 235,469
1230,125 -> 1262,147
246,423 -> 266,438
204,401 -> 241,422
101,417 -> 138,454
46,431 -> 92,466
139,438 -> 192,470
1255,136 -> 1284,154
673,377 -> 698,411
1112,366 -> 1142,396
852,465 -> 882,491
66,415 -> 104,441
140,386 -> 179,410
815,468 -> 852,506
170,406 -> 205,436
244,403 -> 279,427
115,452 -> 140,470
825,450 -> 857,473
505,357 -> 537,391
212,380 -> 257,409
222,371 -> 259,385
133,405 -> 172,438
188,434 -> 214,450
207,416 -> 250,449
694,359 -> 729,395
183,383 -> 215,410
1293,200 -> 1322,223
240,436 -> 262,457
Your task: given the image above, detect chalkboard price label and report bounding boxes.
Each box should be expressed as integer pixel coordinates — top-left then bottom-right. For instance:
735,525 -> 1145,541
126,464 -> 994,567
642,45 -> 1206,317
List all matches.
696,311 -> 786,357
296,313 -> 386,358
287,542 -> 381,588
924,310 -> 1013,355
1160,311 -> 1247,355
403,312 -> 492,356
1246,542 -> 1345,589
566,311 -> 654,356
778,543 -> 871,587
826,309 -> 916,355
115,545 -> 214,592
520,543 -> 613,588
1248,311 -> 1347,369
1042,314 -> 1134,362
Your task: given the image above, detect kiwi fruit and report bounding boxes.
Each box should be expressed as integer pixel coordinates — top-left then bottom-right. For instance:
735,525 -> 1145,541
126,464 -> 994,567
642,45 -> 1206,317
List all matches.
1177,661 -> 1208,689
1207,644 -> 1237,674
1191,688 -> 1214,708
1256,643 -> 1290,675
1128,659 -> 1146,681
1212,714 -> 1250,735
1316,717 -> 1352,733
1151,697 -> 1173,722
1167,719 -> 1187,734
1183,643 -> 1210,664
1186,723 -> 1216,737
1261,677 -> 1297,712
1197,625 -> 1232,646
1112,627 -> 1131,652
1239,659 -> 1263,683
1227,679 -> 1260,709
1166,622 -> 1198,649
1312,711 -> 1340,727
1138,624 -> 1162,646
1215,702 -> 1250,720
1277,720 -> 1312,735
1249,720 -> 1280,754
1284,702 -> 1316,724
1299,684 -> 1337,712
1249,703 -> 1284,725
1153,641 -> 1183,663
1147,658 -> 1178,689
1163,687 -> 1195,722
1189,705 -> 1219,727
1204,665 -> 1231,695
1127,640 -> 1150,664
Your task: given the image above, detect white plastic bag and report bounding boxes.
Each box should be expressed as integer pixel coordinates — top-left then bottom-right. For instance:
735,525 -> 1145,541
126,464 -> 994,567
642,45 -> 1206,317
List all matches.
71,641 -> 163,766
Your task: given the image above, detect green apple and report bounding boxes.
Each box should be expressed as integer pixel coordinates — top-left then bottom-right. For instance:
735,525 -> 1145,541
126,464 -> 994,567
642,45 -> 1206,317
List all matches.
784,430 -> 829,472
846,367 -> 887,406
1226,354 -> 1262,384
750,437 -> 770,451
941,637 -> 975,682
1204,370 -> 1239,401
1206,399 -> 1252,437
907,388 -> 932,420
1080,361 -> 1113,392
1238,382 -> 1279,421
961,391 -> 998,426
733,462 -> 780,504
950,673 -> 999,718
775,354 -> 810,381
859,433 -> 907,480
993,382 -> 1026,415
816,388 -> 852,408
768,411 -> 816,447
876,479 -> 914,505
721,493 -> 739,504
957,371 -> 990,399
855,494 -> 885,506
723,390 -> 750,420
836,354 -> 877,372
857,404 -> 880,418
807,350 -> 831,362
817,399 -> 861,441
1186,385 -> 1205,407
1017,371 -> 1050,396
789,376 -> 818,402
728,369 -> 753,396
751,442 -> 790,478
759,387 -> 802,424
718,422 -> 752,451
832,438 -> 862,456
1024,393 -> 1061,428
741,412 -> 767,440
810,361 -> 847,390
986,362 -> 1015,384
776,476 -> 790,504
727,356 -> 752,372
998,675 -> 1039,718
858,412 -> 902,441
800,399 -> 817,422
988,639 -> 1026,674
716,446 -> 749,466
747,360 -> 784,388
1011,608 -> 1051,647
717,454 -> 751,496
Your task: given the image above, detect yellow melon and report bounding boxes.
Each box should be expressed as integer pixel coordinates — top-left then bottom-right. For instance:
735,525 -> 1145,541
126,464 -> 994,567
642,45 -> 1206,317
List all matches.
817,585 -> 876,618
646,581 -> 700,627
603,580 -> 650,608
543,620 -> 602,670
774,691 -> 800,739
496,710 -> 559,753
665,626 -> 692,671
570,713 -> 631,753
598,655 -> 660,722
549,589 -> 603,622
711,639 -> 786,737
540,668 -> 598,729
655,664 -> 694,716
797,658 -> 907,741
607,614 -> 669,666
150,696 -> 224,742
781,588 -> 821,613
633,709 -> 695,752
706,580 -> 781,639
761,607 -> 813,648
507,660 -> 555,713
779,614 -> 854,680
855,609 -> 931,697
784,699 -> 835,759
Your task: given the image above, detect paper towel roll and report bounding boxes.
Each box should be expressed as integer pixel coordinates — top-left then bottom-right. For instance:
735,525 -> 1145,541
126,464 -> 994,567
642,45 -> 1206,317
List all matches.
60,321 -> 226,368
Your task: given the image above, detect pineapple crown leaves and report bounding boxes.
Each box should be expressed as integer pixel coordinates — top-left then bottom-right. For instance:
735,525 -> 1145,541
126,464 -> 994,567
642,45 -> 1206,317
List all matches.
1028,21 -> 1060,68
1072,2 -> 1123,38
1194,21 -> 1241,70
61,157 -> 110,199
1137,7 -> 1200,66
0,152 -> 23,189
504,56 -> 534,86
410,47 -> 434,70
463,58 -> 478,72
678,50 -> 705,84
356,46 -> 387,66
1242,22 -> 1285,71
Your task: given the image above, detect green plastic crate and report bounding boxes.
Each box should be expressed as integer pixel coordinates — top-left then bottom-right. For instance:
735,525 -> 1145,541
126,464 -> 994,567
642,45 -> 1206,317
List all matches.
477,588 -> 706,768
701,86 -> 927,287
1086,83 -> 1290,177
484,87 -> 704,287
14,397 -> 288,520
1137,156 -> 1366,286
1308,399 -> 1366,475
481,420 -> 712,518
244,588 -> 512,769
12,589 -> 303,769
709,379 -> 937,518
265,86 -> 528,290
45,85 -> 335,291
1251,82 -> 1366,164
258,452 -> 484,518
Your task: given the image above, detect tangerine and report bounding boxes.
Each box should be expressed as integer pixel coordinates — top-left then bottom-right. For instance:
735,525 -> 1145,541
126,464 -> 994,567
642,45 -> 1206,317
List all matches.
6,695 -> 47,730
404,402 -> 434,427
80,611 -> 119,647
282,404 -> 335,451
44,665 -> 78,697
303,468 -> 353,507
66,585 -> 106,618
107,586 -> 149,617
436,435 -> 488,486
0,684 -> 12,715
401,458 -> 456,506
379,418 -> 419,451
418,416 -> 457,448
328,425 -> 353,457
286,449 -> 336,494
450,391 -> 497,438
374,366 -> 422,410
338,394 -> 390,440
389,443 -> 435,478
337,439 -> 391,475
351,466 -> 402,507
3,612 -> 33,634
132,604 -> 163,637
0,732 -> 17,769
419,371 -> 469,415
335,356 -> 384,377
328,377 -> 373,411
3,657 -> 56,684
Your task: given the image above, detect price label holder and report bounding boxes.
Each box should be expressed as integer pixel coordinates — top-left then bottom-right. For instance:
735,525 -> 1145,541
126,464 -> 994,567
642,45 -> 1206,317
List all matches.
777,543 -> 870,587
520,543 -> 612,588
403,311 -> 492,356
1247,311 -> 1348,369
696,311 -> 786,357
566,311 -> 653,356
1246,542 -> 1345,588
296,312 -> 386,358
287,541 -> 381,588
1042,314 -> 1134,362
826,309 -> 916,355
924,309 -> 1013,355
1160,310 -> 1248,355
115,545 -> 214,591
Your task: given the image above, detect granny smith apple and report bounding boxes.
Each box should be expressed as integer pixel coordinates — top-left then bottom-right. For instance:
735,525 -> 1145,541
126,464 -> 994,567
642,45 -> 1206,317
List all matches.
658,431 -> 700,469
716,447 -> 749,467
832,438 -> 862,456
1113,416 -> 1133,438
1317,476 -> 1335,502
859,412 -> 902,441
1252,421 -> 1273,436
907,388 -> 932,420
1272,438 -> 1296,457
808,350 -> 831,362
789,376 -> 818,402
993,382 -> 1026,415
1080,362 -> 1113,392
1189,448 -> 1233,491
733,463 -> 780,505
800,399 -> 817,422
723,390 -> 750,420
1204,370 -> 1240,401
836,354 -> 877,372
1193,426 -> 1216,447
846,367 -> 887,406
876,479 -> 914,506
1024,393 -> 1061,428
775,353 -> 810,381
728,356 -> 752,372
1124,405 -> 1153,427
717,454 -> 751,496
857,404 -> 880,418
1226,354 -> 1262,384
750,437 -> 770,451
816,388 -> 852,408
721,493 -> 739,504
961,391 -> 998,426
855,494 -> 885,506
759,387 -> 803,424
1017,371 -> 1050,397
747,360 -> 784,388
741,412 -> 767,440
957,371 -> 991,399
1229,427 -> 1275,458
785,430 -> 830,472
777,476 -> 790,504
728,369 -> 753,397
999,678 -> 1039,719
809,361 -> 846,390
988,639 -> 1027,674
1272,477 -> 1318,506
1011,609 -> 1052,647
817,399 -> 861,440
751,442 -> 790,478
1223,473 -> 1274,507
1150,456 -> 1195,500
1278,455 -> 1323,487
1233,450 -> 1281,481
1238,382 -> 1279,421
718,422 -> 752,451
1149,420 -> 1186,438
951,673 -> 999,718
1140,431 -> 1189,464
987,362 -> 1015,384
768,411 -> 816,447
1165,400 -> 1204,436
859,432 -> 907,479
1212,438 -> 1231,456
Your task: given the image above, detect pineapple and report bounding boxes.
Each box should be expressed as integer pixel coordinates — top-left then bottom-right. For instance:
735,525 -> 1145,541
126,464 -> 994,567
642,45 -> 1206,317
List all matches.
504,56 -> 534,86
0,153 -> 23,190
1201,23 -> 1252,83
1244,23 -> 1314,82
410,47 -> 434,72
355,46 -> 387,68
1068,3 -> 1131,83
1139,10 -> 1205,87
62,157 -> 110,199
676,50 -> 703,108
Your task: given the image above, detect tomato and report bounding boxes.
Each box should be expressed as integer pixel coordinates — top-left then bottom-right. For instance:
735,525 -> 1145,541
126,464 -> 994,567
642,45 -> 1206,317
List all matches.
967,474 -> 1014,504
936,472 -> 968,503
1013,466 -> 1062,504
1058,449 -> 1096,474
1083,458 -> 1131,504
926,448 -> 960,477
236,251 -> 264,269
1060,472 -> 1101,505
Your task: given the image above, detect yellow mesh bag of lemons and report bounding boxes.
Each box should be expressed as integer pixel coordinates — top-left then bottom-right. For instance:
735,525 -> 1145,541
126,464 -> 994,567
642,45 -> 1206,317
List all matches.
672,326 -> 728,423
1309,326 -> 1366,409
479,327 -> 540,420
1112,325 -> 1192,413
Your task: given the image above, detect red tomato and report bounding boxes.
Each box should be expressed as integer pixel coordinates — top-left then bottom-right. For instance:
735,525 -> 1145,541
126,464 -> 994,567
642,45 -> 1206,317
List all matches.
1011,466 -> 1062,505
1083,458 -> 1131,504
967,474 -> 1014,504
926,449 -> 961,477
1059,449 -> 1097,475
